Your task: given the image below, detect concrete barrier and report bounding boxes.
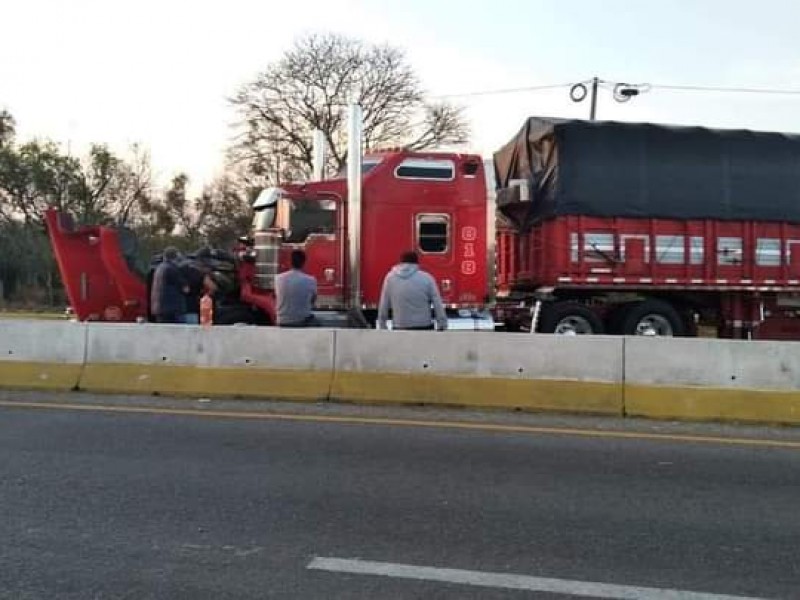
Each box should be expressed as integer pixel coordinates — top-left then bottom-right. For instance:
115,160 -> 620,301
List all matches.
0,320 -> 86,391
6,318 -> 800,427
331,330 -> 624,414
624,337 -> 800,424
79,324 -> 335,401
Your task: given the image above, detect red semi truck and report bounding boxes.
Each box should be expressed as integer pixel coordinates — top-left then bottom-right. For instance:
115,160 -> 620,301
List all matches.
45,112 -> 800,339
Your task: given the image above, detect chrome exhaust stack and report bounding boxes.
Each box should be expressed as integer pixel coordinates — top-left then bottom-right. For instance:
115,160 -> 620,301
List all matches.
251,188 -> 282,291
312,129 -> 326,181
346,102 -> 363,310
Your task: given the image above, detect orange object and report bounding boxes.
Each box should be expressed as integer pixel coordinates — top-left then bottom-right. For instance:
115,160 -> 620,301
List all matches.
200,293 -> 213,327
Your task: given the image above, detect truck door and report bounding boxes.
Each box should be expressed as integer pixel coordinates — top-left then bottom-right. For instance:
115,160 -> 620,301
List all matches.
414,213 -> 455,303
280,197 -> 345,309
415,209 -> 488,307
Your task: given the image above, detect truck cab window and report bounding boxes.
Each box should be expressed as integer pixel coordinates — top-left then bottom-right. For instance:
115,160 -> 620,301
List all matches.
282,199 -> 336,244
417,214 -> 449,253
396,158 -> 455,180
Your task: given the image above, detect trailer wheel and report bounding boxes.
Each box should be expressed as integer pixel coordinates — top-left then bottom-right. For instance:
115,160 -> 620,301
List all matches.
539,302 -> 604,335
621,299 -> 684,337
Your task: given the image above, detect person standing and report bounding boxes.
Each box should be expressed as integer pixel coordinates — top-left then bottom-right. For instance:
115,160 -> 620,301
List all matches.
150,247 -> 189,324
377,251 -> 448,331
275,249 -> 318,327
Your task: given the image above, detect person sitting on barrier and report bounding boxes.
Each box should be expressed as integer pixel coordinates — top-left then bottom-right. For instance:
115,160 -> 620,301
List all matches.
150,247 -> 190,324
377,250 -> 448,331
275,249 -> 318,327
181,262 -> 207,325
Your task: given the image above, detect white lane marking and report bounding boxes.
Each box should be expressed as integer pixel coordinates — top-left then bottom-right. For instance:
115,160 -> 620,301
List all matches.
307,557 -> 764,600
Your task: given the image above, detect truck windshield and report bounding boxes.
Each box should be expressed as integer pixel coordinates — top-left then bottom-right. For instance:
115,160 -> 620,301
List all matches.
280,198 -> 337,243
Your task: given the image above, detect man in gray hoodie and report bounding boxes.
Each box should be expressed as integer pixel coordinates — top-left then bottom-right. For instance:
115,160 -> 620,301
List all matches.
377,251 -> 448,331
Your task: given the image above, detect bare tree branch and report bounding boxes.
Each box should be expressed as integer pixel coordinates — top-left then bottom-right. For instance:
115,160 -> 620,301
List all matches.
229,33 -> 470,180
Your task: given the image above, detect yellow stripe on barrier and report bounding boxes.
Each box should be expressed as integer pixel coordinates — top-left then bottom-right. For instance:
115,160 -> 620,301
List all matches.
0,362 -> 82,391
331,372 -> 622,415
79,363 -> 331,401
625,384 -> 800,425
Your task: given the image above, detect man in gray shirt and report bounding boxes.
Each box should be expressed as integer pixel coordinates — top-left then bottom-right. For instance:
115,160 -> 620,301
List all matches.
378,251 -> 448,331
275,250 -> 317,327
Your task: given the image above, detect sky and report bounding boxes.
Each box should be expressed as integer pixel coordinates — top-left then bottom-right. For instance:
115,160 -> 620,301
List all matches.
2,0 -> 800,190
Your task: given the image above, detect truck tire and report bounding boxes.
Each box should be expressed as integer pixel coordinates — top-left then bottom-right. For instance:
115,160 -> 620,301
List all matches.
620,299 -> 685,337
538,302 -> 604,335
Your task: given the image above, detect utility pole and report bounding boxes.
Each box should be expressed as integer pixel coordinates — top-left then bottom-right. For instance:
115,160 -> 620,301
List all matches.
570,77 -> 648,120
589,76 -> 599,121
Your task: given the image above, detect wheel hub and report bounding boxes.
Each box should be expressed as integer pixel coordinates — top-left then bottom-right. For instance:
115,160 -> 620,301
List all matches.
634,314 -> 674,336
554,315 -> 594,335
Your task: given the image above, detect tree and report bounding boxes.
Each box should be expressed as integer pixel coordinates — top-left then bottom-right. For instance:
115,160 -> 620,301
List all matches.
68,143 -> 156,227
231,33 -> 470,182
138,170 -> 254,250
113,144 -> 153,227
0,139 -> 81,225
71,144 -> 124,224
140,173 -> 195,238
196,174 -> 255,247
0,110 -> 15,148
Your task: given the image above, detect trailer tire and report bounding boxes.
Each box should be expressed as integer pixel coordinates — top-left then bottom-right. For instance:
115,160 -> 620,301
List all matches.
539,302 -> 604,335
621,299 -> 685,337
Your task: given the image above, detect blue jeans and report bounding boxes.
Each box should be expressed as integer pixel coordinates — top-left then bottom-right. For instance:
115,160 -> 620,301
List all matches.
156,313 -> 183,324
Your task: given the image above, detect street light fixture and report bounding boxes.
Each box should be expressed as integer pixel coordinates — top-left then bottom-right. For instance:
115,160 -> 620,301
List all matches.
570,77 -> 651,120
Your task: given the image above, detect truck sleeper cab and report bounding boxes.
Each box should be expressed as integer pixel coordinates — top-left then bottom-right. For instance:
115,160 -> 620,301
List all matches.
250,150 -> 494,330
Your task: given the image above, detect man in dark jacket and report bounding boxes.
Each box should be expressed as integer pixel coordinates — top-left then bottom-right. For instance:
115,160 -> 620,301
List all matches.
377,251 -> 448,331
150,247 -> 189,323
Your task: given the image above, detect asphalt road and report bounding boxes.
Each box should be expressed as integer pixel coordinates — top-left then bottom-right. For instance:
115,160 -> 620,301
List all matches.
1,393 -> 799,599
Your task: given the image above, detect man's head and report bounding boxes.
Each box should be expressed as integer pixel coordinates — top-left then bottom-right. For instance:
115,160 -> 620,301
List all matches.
400,251 -> 419,264
291,249 -> 307,269
163,247 -> 179,262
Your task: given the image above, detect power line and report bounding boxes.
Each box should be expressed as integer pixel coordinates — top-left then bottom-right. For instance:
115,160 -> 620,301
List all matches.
429,83 -> 572,100
651,83 -> 800,96
429,80 -> 800,100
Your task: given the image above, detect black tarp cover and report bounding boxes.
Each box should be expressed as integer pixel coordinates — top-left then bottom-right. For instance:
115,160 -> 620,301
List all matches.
493,117 -> 800,229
